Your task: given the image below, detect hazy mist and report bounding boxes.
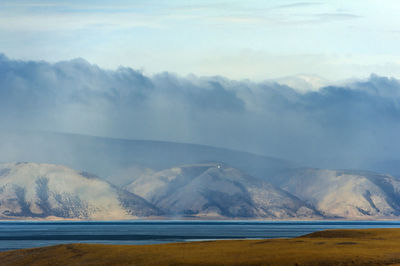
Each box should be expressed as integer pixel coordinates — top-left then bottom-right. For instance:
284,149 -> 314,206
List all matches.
1,54 -> 399,171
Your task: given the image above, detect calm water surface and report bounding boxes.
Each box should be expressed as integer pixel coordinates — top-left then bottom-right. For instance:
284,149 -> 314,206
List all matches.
1,220 -> 400,251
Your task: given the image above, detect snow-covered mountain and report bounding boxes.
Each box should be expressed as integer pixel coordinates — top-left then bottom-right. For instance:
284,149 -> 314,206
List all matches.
3,161 -> 400,220
0,162 -> 161,220
267,168 -> 400,219
125,163 -> 320,219
273,74 -> 330,92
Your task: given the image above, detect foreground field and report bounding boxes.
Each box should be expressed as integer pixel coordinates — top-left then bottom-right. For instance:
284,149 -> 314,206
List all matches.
2,228 -> 400,265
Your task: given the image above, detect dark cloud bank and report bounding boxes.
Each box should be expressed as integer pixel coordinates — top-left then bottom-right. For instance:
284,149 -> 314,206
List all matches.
0,54 -> 399,173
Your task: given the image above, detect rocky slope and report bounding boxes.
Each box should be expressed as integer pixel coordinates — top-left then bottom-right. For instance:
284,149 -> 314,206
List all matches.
126,163 -> 319,219
0,162 -> 160,220
267,168 -> 400,219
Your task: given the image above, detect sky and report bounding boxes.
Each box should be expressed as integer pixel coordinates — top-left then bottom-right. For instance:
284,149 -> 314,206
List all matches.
1,0 -> 400,81
0,1 -> 400,173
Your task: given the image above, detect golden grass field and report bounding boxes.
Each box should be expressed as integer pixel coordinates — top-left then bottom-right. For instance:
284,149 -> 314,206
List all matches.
2,228 -> 400,265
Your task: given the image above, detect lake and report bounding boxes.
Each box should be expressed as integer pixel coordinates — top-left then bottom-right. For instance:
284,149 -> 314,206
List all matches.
1,220 -> 400,251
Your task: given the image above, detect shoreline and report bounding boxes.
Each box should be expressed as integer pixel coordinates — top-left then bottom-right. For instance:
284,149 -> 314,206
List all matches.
3,217 -> 400,221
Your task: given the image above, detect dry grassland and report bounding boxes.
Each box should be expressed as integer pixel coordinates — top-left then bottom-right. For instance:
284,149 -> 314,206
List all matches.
1,228 -> 400,265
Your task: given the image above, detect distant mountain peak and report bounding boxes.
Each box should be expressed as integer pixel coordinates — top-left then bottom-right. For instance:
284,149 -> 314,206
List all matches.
273,73 -> 330,92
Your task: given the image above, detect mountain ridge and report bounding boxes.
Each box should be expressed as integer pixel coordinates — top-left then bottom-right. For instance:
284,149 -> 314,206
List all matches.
2,160 -> 400,220
0,130 -> 296,186
265,168 -> 400,219
0,162 -> 161,220
126,163 -> 321,219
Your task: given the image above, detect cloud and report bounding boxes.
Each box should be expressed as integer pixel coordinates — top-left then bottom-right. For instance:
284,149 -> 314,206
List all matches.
0,54 -> 400,171
315,12 -> 361,22
275,2 -> 322,9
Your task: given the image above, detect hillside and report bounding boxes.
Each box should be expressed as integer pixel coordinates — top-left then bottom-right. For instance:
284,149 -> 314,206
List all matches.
126,163 -> 319,219
266,168 -> 400,219
0,162 -> 160,220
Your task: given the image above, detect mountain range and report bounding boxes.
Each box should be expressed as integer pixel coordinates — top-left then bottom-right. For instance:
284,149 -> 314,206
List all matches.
1,160 -> 400,220
1,131 -> 400,220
